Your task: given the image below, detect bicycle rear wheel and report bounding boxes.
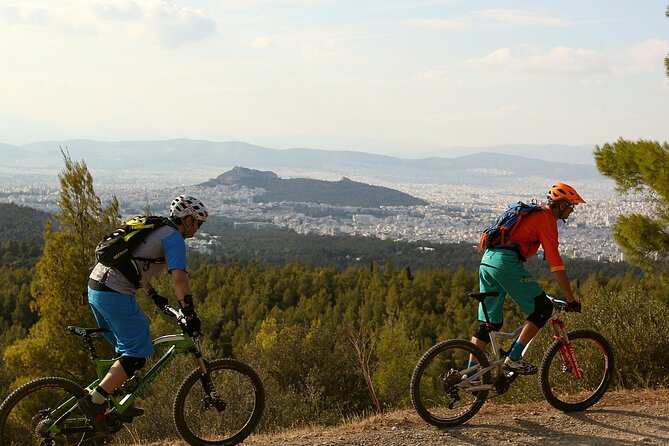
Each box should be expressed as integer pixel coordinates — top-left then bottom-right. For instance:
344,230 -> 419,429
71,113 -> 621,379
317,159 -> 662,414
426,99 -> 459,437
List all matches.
410,339 -> 491,427
539,329 -> 614,412
173,358 -> 265,446
0,377 -> 108,446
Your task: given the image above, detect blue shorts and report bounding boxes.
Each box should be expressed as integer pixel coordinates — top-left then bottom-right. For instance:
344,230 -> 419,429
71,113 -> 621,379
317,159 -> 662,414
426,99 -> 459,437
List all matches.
87,287 -> 154,358
478,249 -> 545,324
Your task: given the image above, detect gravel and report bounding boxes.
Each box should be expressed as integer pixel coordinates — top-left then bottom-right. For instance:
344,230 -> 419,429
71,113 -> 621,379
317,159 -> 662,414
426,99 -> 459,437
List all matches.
243,389 -> 669,446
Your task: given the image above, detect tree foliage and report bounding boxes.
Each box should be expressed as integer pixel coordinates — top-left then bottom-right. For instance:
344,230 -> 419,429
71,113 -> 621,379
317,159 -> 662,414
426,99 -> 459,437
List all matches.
594,9 -> 669,271
3,150 -> 120,385
594,139 -> 669,270
0,203 -> 51,242
666,6 -> 669,78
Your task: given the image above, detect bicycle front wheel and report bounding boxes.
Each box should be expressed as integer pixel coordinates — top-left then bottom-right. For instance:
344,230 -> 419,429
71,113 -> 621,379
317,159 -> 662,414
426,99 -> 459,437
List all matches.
173,358 -> 265,446
0,376 -> 108,446
410,339 -> 491,427
539,329 -> 614,412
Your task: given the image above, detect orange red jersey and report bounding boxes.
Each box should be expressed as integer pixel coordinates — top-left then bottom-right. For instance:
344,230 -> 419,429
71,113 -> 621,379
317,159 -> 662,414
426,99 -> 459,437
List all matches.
507,205 -> 565,272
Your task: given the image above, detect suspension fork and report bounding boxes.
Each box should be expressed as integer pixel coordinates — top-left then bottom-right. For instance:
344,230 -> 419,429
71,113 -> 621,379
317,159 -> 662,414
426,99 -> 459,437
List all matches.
190,349 -> 226,412
549,319 -> 584,378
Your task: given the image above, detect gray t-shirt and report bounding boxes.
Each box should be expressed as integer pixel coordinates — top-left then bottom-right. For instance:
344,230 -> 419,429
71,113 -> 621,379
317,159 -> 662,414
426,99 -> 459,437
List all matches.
90,225 -> 187,294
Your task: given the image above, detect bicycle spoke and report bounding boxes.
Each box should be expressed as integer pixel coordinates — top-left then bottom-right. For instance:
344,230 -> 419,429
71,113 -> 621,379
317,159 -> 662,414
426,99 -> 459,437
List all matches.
540,329 -> 614,412
411,339 -> 490,427
174,359 -> 264,445
0,377 -> 106,446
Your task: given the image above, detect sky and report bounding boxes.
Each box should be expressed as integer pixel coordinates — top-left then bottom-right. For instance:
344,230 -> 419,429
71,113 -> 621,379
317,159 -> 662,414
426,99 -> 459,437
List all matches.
0,0 -> 668,158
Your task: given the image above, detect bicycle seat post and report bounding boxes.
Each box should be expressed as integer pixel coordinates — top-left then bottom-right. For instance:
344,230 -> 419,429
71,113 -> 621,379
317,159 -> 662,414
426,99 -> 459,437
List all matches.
467,291 -> 499,329
83,336 -> 99,360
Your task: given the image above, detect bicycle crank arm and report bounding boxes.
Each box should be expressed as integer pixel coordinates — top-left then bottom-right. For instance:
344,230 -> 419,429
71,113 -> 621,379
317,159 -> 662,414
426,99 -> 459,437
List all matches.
463,384 -> 494,392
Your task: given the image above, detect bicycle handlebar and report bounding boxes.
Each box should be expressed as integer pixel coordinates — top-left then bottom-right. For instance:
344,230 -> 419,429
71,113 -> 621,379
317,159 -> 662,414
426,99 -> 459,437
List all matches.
546,294 -> 567,310
163,305 -> 188,326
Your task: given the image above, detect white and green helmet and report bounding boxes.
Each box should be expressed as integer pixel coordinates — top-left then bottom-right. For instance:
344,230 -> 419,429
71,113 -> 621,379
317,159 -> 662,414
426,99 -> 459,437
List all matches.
170,195 -> 209,222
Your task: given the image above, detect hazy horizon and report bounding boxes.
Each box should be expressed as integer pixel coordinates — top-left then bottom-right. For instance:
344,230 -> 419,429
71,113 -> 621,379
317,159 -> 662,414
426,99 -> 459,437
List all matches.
0,1 -> 667,159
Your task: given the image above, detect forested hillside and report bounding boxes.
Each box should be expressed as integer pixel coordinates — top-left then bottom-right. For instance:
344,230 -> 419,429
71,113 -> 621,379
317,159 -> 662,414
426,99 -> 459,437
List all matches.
0,202 -> 51,241
196,226 -> 638,282
0,191 -> 661,445
0,203 -> 48,267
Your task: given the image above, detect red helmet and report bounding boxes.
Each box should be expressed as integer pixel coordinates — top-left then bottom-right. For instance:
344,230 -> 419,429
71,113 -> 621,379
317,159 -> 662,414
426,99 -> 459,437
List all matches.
547,183 -> 585,205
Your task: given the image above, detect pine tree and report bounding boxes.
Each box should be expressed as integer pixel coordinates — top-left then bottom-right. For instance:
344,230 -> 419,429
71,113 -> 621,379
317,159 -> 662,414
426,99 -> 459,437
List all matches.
4,150 -> 120,384
593,9 -> 669,272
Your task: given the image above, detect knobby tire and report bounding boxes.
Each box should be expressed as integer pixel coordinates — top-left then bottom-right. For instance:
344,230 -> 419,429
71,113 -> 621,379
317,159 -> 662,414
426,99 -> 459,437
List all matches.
410,339 -> 491,427
539,329 -> 614,412
173,358 -> 265,446
0,376 -> 108,446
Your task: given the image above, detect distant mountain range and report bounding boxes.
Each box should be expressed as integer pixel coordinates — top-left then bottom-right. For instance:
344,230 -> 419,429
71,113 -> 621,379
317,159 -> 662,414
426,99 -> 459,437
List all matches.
0,138 -> 603,186
199,166 -> 428,207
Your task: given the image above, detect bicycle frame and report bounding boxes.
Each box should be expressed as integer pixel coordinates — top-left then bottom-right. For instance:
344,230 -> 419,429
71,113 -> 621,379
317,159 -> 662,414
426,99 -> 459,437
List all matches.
44,332 -> 197,437
459,295 -> 581,390
87,333 -> 198,415
411,292 -> 613,428
45,305 -> 209,437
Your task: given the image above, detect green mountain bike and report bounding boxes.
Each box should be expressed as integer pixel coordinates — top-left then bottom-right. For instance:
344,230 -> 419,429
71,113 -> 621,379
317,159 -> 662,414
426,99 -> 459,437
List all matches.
0,306 -> 265,446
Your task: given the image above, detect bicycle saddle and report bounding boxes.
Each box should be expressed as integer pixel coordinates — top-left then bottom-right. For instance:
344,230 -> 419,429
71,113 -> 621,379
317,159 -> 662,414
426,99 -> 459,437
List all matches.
467,291 -> 499,302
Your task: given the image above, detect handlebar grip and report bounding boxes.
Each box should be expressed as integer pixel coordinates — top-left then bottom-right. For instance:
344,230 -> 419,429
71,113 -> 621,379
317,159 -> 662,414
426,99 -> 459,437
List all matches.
164,305 -> 188,325
546,294 -> 568,310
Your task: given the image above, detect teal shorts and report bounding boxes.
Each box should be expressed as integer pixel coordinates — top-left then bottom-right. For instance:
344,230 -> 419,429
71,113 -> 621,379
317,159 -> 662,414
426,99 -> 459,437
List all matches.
477,249 -> 545,324
88,287 -> 154,358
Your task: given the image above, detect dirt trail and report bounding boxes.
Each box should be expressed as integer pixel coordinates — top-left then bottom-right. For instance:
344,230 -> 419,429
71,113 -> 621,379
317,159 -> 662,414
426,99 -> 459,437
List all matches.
239,389 -> 669,446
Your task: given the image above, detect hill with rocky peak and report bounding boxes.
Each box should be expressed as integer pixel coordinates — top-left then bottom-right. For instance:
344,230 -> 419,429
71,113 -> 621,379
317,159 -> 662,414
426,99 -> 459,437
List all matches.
198,166 -> 428,207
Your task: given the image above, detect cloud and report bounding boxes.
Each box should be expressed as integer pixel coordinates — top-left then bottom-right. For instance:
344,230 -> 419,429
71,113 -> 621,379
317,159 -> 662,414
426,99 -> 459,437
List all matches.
461,39 -> 669,80
413,69 -> 466,86
405,8 -> 568,31
404,18 -> 472,30
141,1 -> 217,48
464,45 -> 607,75
0,2 -> 97,35
90,1 -> 142,21
614,38 -> 669,75
301,38 -> 343,61
249,28 -> 354,62
1,1 -> 217,47
251,36 -> 274,49
90,0 -> 218,48
1,3 -> 55,26
426,105 -> 520,123
473,9 -> 569,27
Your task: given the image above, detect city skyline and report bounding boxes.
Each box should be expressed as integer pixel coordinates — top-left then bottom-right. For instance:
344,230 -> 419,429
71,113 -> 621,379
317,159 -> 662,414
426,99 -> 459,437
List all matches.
0,1 -> 667,158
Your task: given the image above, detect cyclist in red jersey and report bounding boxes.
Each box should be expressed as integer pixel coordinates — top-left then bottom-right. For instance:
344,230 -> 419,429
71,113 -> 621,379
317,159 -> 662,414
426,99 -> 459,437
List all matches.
469,183 -> 585,374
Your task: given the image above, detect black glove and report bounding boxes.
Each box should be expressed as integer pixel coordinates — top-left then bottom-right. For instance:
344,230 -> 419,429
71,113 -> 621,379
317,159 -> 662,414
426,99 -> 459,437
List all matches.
566,300 -> 582,313
147,288 -> 169,312
180,294 -> 201,336
185,315 -> 202,337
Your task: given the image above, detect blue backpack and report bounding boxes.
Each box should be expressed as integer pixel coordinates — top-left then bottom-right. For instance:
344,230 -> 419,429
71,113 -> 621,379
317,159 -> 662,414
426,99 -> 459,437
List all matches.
477,202 -> 543,253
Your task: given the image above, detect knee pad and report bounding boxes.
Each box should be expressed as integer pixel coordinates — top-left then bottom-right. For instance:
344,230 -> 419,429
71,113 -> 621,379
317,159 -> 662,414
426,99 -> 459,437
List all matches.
119,356 -> 146,378
472,322 -> 503,344
526,293 -> 553,328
